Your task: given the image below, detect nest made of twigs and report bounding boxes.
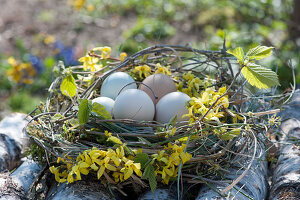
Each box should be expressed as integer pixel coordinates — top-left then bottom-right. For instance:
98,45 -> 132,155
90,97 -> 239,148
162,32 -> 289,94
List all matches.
24,45 -> 280,194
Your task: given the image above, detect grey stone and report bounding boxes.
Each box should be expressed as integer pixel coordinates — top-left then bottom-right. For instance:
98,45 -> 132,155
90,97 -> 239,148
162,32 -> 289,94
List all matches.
0,133 -> 21,172
0,159 -> 41,199
0,113 -> 30,151
10,158 -> 42,193
270,90 -> 300,199
196,149 -> 268,200
46,180 -> 115,200
138,188 -> 177,200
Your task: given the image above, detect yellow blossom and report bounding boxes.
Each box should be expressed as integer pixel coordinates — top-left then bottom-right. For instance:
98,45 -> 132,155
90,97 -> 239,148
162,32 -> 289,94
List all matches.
44,35 -> 56,45
49,166 -> 67,183
92,46 -> 111,59
120,52 -> 127,61
182,71 -> 194,81
70,0 -> 86,10
6,61 -> 36,84
132,65 -> 151,79
154,63 -> 172,76
120,159 -> 142,180
78,55 -> 101,72
7,57 -> 17,66
152,143 -> 192,185
112,172 -> 125,182
86,4 -> 95,12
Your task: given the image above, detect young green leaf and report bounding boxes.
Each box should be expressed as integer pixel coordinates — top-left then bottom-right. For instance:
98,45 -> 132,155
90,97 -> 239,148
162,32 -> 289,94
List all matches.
92,103 -> 112,119
142,165 -> 157,193
60,75 -> 77,97
221,128 -> 241,140
78,99 -> 92,125
134,153 -> 150,169
246,46 -> 274,60
227,47 -> 244,63
241,63 -> 280,89
107,136 -> 122,144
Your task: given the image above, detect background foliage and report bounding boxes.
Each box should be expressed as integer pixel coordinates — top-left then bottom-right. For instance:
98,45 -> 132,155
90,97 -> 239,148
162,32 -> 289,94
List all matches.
0,0 -> 299,116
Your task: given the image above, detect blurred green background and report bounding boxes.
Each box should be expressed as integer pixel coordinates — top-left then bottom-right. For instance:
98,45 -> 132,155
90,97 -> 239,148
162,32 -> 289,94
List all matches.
0,0 -> 299,117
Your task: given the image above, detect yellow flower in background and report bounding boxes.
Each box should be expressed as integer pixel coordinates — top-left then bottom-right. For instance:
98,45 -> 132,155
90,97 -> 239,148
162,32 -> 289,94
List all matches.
101,46 -> 111,59
7,57 -> 17,66
154,63 -> 172,76
6,58 -> 36,84
86,4 -> 95,12
70,0 -> 86,10
120,52 -> 127,61
92,46 -> 112,59
44,35 -> 56,45
132,65 -> 151,79
78,55 -> 101,72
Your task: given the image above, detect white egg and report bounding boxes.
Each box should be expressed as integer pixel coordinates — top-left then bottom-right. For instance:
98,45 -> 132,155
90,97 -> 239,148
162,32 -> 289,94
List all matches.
92,97 -> 115,116
155,92 -> 191,124
100,72 -> 136,100
113,89 -> 155,121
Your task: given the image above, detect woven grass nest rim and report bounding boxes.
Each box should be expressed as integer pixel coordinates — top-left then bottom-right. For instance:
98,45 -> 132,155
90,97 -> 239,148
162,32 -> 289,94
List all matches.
23,44 -> 286,196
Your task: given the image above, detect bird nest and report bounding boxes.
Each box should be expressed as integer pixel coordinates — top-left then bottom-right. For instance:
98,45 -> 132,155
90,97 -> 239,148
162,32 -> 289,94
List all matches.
24,44 -> 283,196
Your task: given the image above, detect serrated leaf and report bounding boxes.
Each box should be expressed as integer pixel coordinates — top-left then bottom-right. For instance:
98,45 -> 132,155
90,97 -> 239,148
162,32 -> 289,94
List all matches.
134,153 -> 150,169
227,47 -> 244,63
60,75 -> 77,97
142,165 -> 157,193
241,63 -> 280,89
246,46 -> 273,60
221,128 -> 241,141
92,102 -> 112,119
78,99 -> 92,125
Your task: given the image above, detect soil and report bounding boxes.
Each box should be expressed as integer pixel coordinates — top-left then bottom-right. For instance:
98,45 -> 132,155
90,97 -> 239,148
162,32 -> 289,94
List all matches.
0,0 -> 202,56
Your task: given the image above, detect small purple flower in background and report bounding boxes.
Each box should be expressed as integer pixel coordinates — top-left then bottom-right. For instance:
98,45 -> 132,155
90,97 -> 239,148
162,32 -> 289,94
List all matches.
54,41 -> 79,66
27,54 -> 44,73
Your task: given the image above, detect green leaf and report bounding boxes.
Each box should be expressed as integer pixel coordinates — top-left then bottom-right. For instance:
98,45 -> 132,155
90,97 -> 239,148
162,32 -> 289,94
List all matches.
227,47 -> 244,63
221,128 -> 241,140
142,165 -> 157,193
168,115 -> 177,126
51,113 -> 64,121
138,137 -> 151,145
246,46 -> 273,60
134,153 -> 150,169
107,136 -> 122,144
44,57 -> 56,68
241,63 -> 280,89
78,99 -> 92,125
92,103 -> 112,119
60,75 -> 77,98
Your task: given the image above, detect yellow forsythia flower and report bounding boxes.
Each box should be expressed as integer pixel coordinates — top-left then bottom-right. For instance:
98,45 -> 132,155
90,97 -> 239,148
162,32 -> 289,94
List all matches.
120,52 -> 127,61
152,143 -> 192,184
92,46 -> 111,59
154,63 -> 172,76
132,65 -> 151,79
70,0 -> 86,10
78,55 -> 101,72
44,35 -> 56,45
